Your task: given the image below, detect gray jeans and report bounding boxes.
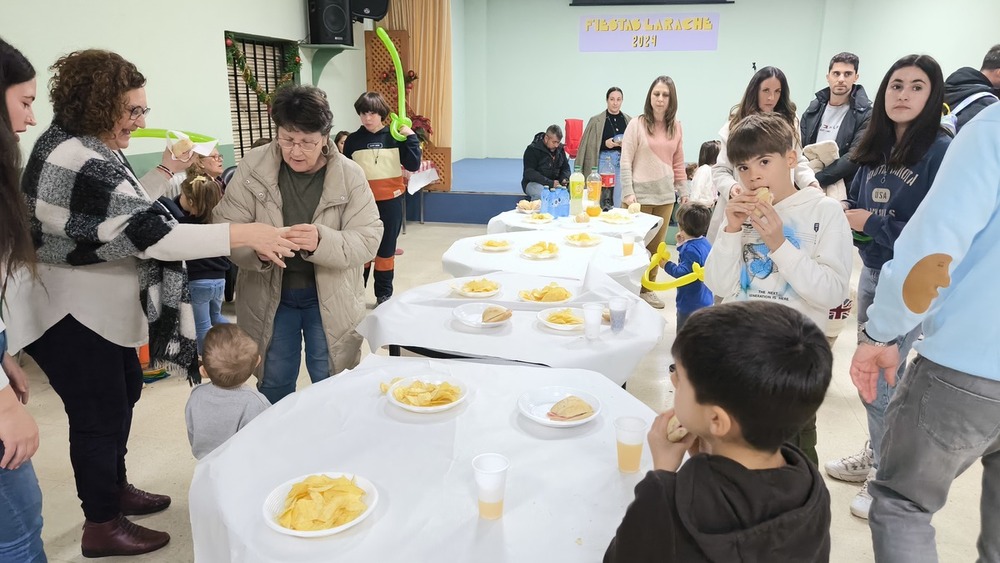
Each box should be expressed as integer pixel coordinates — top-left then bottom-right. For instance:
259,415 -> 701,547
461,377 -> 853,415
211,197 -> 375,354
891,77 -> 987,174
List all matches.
870,356 -> 1000,563
857,265 -> 922,468
524,182 -> 546,201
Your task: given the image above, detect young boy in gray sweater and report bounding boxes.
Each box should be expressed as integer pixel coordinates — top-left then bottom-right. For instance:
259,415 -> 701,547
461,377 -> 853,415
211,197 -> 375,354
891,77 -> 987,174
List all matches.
185,324 -> 270,459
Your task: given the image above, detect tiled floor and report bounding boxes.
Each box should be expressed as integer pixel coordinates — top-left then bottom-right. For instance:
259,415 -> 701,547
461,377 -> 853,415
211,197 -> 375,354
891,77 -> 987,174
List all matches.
20,222 -> 982,562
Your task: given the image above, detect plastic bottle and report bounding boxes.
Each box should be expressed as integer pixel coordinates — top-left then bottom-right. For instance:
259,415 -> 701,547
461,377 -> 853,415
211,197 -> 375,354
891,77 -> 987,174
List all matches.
586,167 -> 601,206
568,165 -> 585,215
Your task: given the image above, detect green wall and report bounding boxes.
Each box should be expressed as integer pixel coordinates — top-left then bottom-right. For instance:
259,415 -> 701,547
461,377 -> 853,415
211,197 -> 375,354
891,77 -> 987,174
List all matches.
452,0 -> 1000,162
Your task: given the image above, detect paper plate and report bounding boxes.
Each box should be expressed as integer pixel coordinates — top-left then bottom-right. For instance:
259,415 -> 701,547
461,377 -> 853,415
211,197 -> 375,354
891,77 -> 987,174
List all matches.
452,280 -> 502,298
517,387 -> 602,428
523,214 -> 554,224
517,288 -> 572,304
564,234 -> 601,247
386,375 -> 469,413
262,472 -> 378,538
514,206 -> 538,214
599,212 -> 634,224
537,307 -> 585,331
453,302 -> 511,328
475,240 -> 512,252
520,244 -> 559,260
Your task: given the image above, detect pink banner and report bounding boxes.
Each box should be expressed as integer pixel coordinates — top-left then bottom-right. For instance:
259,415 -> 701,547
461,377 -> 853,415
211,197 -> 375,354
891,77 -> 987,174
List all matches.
579,13 -> 720,52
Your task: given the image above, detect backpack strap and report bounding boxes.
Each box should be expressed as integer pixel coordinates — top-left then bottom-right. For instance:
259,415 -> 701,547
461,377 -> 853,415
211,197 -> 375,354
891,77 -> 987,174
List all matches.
952,91 -> 1000,115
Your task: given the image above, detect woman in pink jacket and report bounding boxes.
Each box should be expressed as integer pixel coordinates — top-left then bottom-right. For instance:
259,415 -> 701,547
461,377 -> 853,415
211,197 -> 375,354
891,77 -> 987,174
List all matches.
620,75 -> 686,309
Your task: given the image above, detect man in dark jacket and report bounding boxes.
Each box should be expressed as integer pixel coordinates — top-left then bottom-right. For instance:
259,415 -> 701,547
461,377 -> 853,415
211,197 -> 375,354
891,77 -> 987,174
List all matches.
521,124 -> 571,200
800,52 -> 872,190
944,44 -> 1000,133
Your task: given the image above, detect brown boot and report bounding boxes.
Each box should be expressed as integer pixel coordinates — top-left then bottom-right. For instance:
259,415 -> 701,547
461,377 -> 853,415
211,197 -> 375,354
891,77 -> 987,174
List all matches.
81,514 -> 170,558
120,483 -> 171,516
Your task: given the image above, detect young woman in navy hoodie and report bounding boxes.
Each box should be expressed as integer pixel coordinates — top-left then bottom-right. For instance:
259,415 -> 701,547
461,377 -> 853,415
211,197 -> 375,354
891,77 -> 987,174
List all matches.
832,54 -> 951,520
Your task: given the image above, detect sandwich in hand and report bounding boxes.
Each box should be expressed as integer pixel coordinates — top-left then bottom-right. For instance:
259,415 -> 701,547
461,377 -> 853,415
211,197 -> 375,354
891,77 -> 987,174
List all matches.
666,415 -> 688,442
751,187 -> 773,218
171,137 -> 194,158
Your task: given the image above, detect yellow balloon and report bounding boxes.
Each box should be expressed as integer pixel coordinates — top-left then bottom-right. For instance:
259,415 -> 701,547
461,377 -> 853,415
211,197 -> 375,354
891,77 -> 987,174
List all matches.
640,242 -> 704,291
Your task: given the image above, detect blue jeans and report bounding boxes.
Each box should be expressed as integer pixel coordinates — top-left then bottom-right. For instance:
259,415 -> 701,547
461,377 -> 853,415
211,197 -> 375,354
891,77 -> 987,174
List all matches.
599,149 -> 622,208
0,460 -> 46,563
261,287 -> 330,404
189,278 -> 229,355
870,356 -> 1000,562
857,265 -> 921,468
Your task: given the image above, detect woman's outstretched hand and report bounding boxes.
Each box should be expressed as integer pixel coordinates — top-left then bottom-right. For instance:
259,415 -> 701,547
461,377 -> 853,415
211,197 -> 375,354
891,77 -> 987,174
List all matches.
231,223 -> 299,268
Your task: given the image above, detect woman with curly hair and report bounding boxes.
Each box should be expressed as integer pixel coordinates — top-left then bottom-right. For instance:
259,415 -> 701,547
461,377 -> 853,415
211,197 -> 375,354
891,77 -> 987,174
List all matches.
4,49 -> 297,558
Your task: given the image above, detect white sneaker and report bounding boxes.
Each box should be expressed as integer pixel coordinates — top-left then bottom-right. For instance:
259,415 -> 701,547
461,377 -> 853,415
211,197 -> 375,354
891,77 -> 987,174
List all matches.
850,468 -> 877,519
824,441 -> 873,482
640,291 -> 665,309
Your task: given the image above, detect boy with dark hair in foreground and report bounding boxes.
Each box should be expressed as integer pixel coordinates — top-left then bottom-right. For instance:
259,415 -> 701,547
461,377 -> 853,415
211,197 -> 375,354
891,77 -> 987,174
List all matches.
605,302 -> 833,562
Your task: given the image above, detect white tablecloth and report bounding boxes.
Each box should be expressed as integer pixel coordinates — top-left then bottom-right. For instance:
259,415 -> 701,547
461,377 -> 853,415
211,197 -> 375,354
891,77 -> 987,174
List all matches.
487,210 -> 664,246
442,231 -> 650,293
189,355 -> 657,563
356,270 -> 664,385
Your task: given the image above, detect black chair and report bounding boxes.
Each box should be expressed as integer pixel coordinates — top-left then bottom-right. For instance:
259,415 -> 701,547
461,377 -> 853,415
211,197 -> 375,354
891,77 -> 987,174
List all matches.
219,165 -> 237,189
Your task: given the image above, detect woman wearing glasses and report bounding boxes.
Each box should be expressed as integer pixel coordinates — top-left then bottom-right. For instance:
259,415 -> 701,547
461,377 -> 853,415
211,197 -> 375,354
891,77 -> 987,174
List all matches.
214,85 -> 382,405
4,49 -> 296,558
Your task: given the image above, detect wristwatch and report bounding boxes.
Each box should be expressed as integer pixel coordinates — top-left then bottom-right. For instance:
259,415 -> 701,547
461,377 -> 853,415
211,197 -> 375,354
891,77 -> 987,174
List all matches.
857,323 -> 898,347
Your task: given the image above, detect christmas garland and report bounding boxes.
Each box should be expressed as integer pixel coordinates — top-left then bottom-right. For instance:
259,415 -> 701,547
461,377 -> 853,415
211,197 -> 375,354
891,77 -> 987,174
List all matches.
225,33 -> 301,106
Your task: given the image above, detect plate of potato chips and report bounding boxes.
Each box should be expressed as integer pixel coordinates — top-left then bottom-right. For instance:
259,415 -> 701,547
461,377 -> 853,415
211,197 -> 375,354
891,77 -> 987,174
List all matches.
520,241 -> 559,260
452,278 -> 502,298
537,307 -> 585,331
386,375 -> 468,413
564,232 -> 601,247
518,282 -> 572,304
263,473 -> 378,537
474,239 -> 512,252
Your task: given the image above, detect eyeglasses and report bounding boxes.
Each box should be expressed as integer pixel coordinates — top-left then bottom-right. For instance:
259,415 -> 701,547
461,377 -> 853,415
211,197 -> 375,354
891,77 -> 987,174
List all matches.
127,105 -> 152,120
202,154 -> 223,161
276,138 -> 321,152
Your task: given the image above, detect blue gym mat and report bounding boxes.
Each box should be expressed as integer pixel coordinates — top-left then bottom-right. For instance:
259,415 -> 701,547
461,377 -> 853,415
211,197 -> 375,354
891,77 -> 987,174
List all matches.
451,158 -> 524,194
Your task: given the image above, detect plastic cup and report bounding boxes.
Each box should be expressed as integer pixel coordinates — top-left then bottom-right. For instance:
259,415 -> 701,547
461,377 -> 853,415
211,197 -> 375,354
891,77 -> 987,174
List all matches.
622,233 -> 636,256
582,303 -> 603,340
473,453 -> 509,520
608,296 -> 628,334
614,417 -> 647,473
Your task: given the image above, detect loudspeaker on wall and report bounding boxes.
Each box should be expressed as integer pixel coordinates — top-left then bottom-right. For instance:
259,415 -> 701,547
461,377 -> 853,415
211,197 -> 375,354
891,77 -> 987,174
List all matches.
308,0 -> 353,45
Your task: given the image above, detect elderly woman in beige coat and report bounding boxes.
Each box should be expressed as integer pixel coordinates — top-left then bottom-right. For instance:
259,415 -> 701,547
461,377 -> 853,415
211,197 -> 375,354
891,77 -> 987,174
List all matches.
214,85 -> 382,404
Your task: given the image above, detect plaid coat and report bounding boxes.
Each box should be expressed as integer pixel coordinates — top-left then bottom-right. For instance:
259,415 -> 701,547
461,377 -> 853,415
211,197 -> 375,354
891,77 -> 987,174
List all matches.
21,125 -> 200,383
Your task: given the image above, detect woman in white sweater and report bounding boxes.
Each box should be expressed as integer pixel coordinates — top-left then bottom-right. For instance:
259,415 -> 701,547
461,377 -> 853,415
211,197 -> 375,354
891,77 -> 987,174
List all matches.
620,76 -> 687,309
4,49 -> 295,558
708,67 -> 819,245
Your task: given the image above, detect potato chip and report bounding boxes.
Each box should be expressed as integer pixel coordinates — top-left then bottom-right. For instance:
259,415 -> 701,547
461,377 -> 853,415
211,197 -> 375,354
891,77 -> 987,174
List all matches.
482,239 -> 510,248
524,241 -> 558,256
547,308 -> 583,325
461,278 -> 499,293
392,380 -> 462,407
378,377 -> 403,394
278,475 -> 367,531
529,212 -> 553,221
518,282 -> 571,302
567,233 -> 596,243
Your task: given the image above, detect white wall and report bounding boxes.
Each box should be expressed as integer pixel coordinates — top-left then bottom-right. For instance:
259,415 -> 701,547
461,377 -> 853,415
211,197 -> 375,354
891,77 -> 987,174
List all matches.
455,0 -> 1000,161
1,0 -> 367,157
